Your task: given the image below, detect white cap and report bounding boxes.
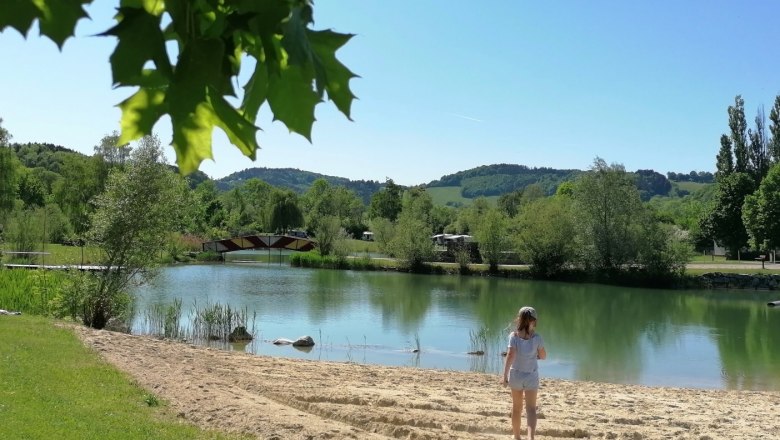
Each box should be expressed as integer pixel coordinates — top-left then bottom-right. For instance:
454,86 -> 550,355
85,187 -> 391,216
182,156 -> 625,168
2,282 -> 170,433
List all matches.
518,306 -> 537,319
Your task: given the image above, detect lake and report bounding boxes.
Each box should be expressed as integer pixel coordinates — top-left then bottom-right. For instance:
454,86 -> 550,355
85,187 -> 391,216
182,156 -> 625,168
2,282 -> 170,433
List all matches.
130,263 -> 780,391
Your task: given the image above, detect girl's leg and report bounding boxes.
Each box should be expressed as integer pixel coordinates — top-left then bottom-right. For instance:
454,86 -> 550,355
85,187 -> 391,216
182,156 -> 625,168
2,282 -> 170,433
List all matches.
510,389 -> 524,439
524,390 -> 538,440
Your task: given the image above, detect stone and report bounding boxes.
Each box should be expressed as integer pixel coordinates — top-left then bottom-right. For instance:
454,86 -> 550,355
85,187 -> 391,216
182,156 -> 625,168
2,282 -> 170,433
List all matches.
273,335 -> 315,347
228,326 -> 253,342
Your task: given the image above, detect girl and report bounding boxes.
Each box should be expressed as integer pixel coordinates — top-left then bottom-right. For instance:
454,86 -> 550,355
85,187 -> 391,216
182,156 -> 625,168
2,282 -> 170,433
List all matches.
501,306 -> 546,440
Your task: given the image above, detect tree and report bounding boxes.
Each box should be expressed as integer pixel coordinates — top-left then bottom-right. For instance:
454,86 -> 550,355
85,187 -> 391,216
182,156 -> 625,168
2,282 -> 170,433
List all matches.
17,170 -> 46,208
706,172 -> 754,257
401,187 -> 433,224
370,217 -> 395,255
268,189 -> 303,234
368,179 -> 402,221
82,134 -> 188,328
729,95 -> 749,173
1,1 -> 356,174
743,163 -> 780,251
456,197 -> 491,235
634,169 -> 672,201
475,208 -> 509,273
748,106 -> 770,182
516,197 -> 576,278
573,158 -> 643,271
0,118 -> 18,223
315,215 -> 341,257
4,207 -> 44,260
715,134 -> 734,181
497,189 -> 523,217
191,180 -> 225,237
389,211 -> 434,271
52,154 -> 103,235
94,131 -> 132,167
769,95 -> 780,164
555,181 -> 575,197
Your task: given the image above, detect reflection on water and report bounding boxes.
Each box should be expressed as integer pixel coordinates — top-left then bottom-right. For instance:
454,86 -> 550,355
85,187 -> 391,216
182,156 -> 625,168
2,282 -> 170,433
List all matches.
131,263 -> 780,391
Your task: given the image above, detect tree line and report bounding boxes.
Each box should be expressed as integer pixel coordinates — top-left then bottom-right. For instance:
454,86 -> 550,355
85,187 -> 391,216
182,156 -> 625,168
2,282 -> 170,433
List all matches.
702,95 -> 780,257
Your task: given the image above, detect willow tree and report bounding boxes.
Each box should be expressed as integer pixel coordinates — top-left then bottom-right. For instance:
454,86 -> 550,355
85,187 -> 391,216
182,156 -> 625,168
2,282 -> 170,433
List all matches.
82,135 -> 188,329
0,1 -> 357,173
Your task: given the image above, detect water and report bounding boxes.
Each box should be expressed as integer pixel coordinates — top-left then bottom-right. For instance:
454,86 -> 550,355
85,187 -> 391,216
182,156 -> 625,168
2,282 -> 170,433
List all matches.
130,263 -> 780,391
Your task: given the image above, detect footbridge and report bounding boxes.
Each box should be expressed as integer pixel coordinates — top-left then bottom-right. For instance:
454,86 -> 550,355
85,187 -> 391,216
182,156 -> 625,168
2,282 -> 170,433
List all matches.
202,234 -> 316,253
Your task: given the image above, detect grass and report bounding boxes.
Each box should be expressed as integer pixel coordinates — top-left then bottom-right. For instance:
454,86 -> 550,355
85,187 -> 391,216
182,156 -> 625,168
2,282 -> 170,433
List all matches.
343,238 -> 379,255
688,254 -> 729,263
1,243 -> 104,266
671,181 -> 712,193
0,315 -> 249,440
0,269 -> 63,315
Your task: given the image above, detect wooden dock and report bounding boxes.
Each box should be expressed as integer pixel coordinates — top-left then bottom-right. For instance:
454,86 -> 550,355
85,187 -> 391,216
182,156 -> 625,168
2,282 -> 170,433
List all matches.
2,264 -> 109,271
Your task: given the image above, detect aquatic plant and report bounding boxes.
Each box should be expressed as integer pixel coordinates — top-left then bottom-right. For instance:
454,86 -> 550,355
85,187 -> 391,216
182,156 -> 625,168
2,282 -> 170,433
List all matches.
142,298 -> 183,340
468,327 -> 489,356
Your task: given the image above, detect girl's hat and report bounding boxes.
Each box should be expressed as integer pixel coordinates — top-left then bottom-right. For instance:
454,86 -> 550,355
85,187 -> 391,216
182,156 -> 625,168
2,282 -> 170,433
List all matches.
518,306 -> 537,319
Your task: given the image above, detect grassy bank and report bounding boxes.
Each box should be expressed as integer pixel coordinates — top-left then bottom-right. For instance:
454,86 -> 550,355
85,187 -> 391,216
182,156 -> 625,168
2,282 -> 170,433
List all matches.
0,315 -> 248,440
0,269 -> 63,315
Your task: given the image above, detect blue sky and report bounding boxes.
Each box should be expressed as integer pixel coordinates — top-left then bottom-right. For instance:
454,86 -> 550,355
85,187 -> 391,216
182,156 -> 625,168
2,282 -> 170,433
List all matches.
2,1 -> 780,185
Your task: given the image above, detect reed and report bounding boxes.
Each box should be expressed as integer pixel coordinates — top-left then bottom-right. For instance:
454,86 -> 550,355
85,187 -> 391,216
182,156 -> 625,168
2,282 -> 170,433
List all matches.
412,331 -> 421,353
142,298 -> 183,339
468,327 -> 489,356
190,300 -> 256,343
0,269 -> 62,316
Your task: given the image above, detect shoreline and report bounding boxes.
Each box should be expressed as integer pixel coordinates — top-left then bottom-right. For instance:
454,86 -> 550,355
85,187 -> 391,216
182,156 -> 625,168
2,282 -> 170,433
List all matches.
73,326 -> 780,439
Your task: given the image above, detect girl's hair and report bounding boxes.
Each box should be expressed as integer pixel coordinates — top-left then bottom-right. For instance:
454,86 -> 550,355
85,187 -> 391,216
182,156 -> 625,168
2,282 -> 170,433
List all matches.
515,308 -> 537,334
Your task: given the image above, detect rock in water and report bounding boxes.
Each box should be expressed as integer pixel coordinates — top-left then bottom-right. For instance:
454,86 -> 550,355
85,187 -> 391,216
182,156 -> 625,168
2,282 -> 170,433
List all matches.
229,326 -> 253,342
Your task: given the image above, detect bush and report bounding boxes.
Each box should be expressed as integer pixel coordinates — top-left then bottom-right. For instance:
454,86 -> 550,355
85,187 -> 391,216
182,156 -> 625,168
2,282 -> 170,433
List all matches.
51,271 -> 133,327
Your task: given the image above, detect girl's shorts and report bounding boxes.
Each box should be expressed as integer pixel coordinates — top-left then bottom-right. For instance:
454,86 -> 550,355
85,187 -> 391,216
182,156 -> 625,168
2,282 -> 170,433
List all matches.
509,369 -> 539,391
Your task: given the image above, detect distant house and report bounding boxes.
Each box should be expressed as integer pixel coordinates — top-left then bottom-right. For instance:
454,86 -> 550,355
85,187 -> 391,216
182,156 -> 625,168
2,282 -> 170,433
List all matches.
362,231 -> 374,241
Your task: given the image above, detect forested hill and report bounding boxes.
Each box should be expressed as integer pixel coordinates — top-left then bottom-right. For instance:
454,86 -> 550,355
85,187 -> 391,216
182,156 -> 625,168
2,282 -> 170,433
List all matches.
426,164 -> 583,197
216,167 -> 383,203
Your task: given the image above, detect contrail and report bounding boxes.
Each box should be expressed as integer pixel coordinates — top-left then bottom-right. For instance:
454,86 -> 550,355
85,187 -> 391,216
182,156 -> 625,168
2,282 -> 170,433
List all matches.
447,112 -> 483,123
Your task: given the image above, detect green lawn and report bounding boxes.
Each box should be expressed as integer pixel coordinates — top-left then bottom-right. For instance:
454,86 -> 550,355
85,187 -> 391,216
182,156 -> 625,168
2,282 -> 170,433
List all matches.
0,315 -> 249,440
1,243 -> 103,266
344,238 -> 379,254
671,180 -> 712,193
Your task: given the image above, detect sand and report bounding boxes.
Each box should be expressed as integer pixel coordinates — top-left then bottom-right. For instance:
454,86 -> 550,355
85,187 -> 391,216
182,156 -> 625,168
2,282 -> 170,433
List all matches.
72,326 -> 780,440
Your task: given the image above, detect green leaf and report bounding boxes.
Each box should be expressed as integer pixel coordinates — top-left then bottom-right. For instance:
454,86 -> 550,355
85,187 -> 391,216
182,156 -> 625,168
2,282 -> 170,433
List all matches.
100,7 -> 171,86
170,97 -> 217,175
117,87 -> 167,145
267,63 -> 321,140
240,61 -> 269,122
209,89 -> 260,159
308,29 -> 358,119
173,38 -> 226,92
166,38 -> 227,174
37,0 -> 91,49
0,0 -> 41,36
0,0 -> 91,48
282,4 -> 313,66
120,0 -> 165,16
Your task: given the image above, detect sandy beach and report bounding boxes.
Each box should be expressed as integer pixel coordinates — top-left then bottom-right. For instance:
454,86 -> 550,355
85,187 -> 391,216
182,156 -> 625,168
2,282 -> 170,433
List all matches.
73,326 -> 780,439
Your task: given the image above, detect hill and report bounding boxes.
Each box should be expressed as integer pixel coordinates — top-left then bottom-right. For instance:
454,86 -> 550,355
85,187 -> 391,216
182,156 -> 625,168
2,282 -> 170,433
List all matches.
216,167 -> 383,203
426,164 -> 582,198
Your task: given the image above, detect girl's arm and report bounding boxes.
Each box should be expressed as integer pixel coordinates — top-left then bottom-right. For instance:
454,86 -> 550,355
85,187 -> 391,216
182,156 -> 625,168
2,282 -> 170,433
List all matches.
502,346 -> 516,385
537,346 -> 547,360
